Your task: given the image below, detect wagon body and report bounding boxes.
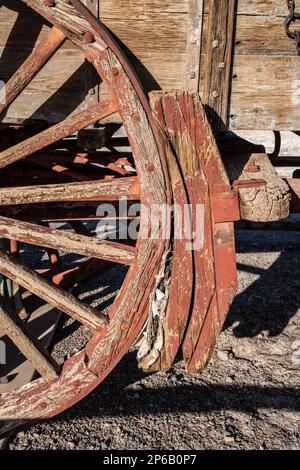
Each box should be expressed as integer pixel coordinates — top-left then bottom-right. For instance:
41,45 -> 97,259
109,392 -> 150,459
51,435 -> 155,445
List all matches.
0,0 -> 298,130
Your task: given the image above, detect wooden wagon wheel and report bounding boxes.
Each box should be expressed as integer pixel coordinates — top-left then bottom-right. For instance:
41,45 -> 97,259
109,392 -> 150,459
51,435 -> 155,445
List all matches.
0,0 -> 171,435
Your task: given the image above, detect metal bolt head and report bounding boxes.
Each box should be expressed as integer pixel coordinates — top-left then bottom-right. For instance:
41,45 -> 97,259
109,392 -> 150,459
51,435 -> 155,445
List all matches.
44,0 -> 55,6
82,32 -> 95,44
212,90 -> 219,99
111,68 -> 120,77
146,163 -> 155,173
189,71 -> 196,79
131,113 -> 141,123
212,39 -> 219,49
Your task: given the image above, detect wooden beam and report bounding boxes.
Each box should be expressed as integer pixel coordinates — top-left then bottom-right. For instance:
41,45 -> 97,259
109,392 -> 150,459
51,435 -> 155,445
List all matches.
0,216 -> 136,265
203,0 -> 236,132
185,0 -> 204,91
0,100 -> 118,169
0,27 -> 66,115
0,176 -> 139,205
0,250 -> 108,330
0,297 -> 59,380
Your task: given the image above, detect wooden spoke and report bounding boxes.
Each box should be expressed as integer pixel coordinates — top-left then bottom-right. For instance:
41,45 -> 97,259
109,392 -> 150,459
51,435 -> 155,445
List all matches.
0,201 -> 139,223
0,250 -> 108,330
0,176 -> 139,205
0,297 -> 59,380
0,100 -> 118,169
0,27 -> 66,115
0,216 -> 136,265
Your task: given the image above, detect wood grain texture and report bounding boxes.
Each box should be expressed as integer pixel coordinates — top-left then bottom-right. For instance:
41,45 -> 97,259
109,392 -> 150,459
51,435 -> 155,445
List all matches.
2,0 -> 298,129
203,0 -> 236,132
0,177 -> 139,205
185,0 -> 204,91
0,297 -> 59,380
0,250 -> 108,330
0,216 -> 136,265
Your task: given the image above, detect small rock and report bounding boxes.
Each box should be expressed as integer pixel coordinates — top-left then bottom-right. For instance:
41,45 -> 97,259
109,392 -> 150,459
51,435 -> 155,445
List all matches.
224,436 -> 235,445
66,441 -> 75,449
217,350 -> 229,362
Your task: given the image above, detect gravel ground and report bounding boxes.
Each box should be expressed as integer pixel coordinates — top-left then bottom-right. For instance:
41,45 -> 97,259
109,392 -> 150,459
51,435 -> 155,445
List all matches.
6,228 -> 300,450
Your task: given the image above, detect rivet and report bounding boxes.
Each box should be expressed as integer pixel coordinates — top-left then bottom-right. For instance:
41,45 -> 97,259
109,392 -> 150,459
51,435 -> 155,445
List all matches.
212,90 -> 219,99
189,71 -> 196,79
146,163 -> 155,173
89,88 -> 95,95
212,39 -> 219,49
111,68 -> 120,77
82,31 -> 95,44
219,62 -> 226,70
44,0 -> 55,6
131,113 -> 141,123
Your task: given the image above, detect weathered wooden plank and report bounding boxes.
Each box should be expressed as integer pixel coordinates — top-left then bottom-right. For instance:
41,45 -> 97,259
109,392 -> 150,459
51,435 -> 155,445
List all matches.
98,17 -> 187,93
236,0 -> 288,17
204,0 -> 288,16
100,0 -> 189,17
176,93 -> 237,372
229,55 -> 300,130
0,100 -> 118,169
0,297 -> 59,380
0,176 -> 139,205
234,15 -> 297,55
203,0 -> 237,132
0,250 -> 108,330
0,216 -> 136,265
185,0 -> 204,91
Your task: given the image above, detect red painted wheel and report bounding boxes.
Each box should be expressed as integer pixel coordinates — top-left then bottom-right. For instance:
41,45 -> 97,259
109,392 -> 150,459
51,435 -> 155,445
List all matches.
0,0 -> 171,436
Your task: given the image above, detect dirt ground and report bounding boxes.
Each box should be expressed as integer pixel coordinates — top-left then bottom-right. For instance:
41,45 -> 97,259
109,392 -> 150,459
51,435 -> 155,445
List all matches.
7,228 -> 300,450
